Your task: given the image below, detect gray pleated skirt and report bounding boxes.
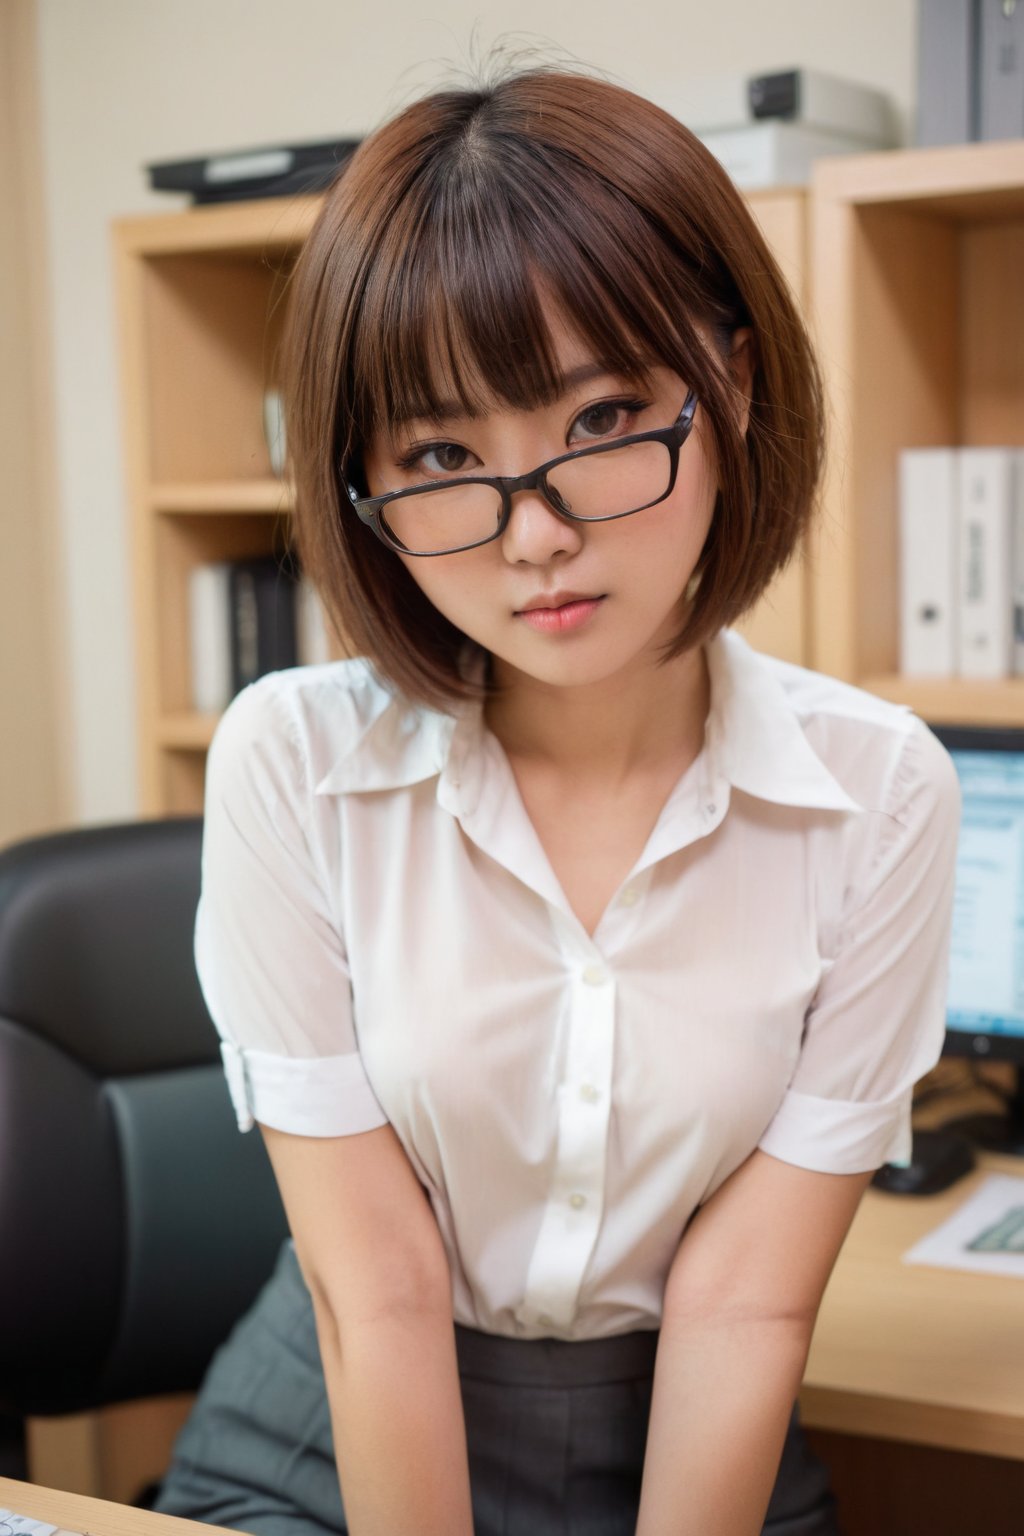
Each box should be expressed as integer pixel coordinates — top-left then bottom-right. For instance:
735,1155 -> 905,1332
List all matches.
153,1239 -> 840,1536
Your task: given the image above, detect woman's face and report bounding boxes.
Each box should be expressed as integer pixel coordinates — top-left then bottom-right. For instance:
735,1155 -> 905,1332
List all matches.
361,315 -> 736,697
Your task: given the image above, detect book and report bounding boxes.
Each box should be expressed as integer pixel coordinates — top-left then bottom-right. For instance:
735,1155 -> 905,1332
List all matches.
899,449 -> 958,676
228,555 -> 299,694
188,554 -> 304,709
957,448 -> 1015,679
188,561 -> 233,712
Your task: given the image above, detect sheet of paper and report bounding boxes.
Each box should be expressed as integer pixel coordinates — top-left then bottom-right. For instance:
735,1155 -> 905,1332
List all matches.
903,1172 -> 1024,1278
0,1515 -> 58,1536
0,1512 -> 87,1536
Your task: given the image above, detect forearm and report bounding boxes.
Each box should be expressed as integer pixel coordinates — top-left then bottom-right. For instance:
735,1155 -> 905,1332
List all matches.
634,1309 -> 812,1536
315,1299 -> 475,1536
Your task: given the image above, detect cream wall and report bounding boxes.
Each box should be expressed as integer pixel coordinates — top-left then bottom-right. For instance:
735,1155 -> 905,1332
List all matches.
34,0 -> 918,826
1,1 -> 70,845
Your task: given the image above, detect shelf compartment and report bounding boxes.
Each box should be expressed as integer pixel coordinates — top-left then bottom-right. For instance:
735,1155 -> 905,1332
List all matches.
149,511 -> 296,720
140,249 -> 294,484
810,142 -> 1024,700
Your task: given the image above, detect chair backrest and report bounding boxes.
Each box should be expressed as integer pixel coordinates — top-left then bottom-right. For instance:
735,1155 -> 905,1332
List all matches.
0,817 -> 288,1416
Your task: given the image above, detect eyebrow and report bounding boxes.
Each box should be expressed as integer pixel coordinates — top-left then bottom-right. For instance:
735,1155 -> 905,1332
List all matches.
394,360 -> 651,429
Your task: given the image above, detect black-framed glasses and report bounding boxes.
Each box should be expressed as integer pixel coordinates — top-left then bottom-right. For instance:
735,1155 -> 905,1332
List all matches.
343,390 -> 699,557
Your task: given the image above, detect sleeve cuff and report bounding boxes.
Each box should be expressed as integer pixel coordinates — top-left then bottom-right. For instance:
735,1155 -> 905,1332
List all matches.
757,1086 -> 913,1173
219,1039 -> 389,1137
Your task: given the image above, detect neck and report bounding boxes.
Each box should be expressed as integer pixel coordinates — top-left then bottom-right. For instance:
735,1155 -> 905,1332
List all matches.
483,643 -> 711,786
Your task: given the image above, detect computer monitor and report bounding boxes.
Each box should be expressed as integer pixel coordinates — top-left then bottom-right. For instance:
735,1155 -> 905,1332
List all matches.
928,723 -> 1024,1157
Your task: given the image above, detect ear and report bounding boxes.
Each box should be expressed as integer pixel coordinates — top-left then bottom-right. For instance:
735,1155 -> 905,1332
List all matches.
727,326 -> 755,438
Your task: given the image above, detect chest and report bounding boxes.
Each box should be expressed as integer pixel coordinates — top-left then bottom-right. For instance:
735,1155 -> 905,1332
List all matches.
329,766 -> 843,1020
508,758 -> 698,938
342,790 -> 826,1167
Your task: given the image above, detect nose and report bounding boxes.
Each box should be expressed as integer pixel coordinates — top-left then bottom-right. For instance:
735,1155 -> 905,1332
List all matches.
499,484 -> 584,565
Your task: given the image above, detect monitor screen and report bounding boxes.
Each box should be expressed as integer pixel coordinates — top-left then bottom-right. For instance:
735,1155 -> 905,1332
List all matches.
930,725 -> 1024,1063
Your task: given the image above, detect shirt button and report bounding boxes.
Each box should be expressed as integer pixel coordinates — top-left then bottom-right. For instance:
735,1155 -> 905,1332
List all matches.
579,1083 -> 600,1103
705,802 -> 717,816
619,885 -> 639,907
582,963 -> 608,986
569,1193 -> 586,1210
538,1312 -> 554,1327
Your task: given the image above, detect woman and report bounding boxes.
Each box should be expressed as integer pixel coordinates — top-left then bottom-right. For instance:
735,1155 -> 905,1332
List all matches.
154,64 -> 961,1536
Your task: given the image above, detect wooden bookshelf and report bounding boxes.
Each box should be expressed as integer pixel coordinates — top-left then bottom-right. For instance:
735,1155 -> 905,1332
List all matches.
809,140 -> 1024,724
113,196 -> 322,815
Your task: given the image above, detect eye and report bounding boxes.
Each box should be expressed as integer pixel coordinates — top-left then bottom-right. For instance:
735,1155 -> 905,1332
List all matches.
395,441 -> 475,477
569,397 -> 650,444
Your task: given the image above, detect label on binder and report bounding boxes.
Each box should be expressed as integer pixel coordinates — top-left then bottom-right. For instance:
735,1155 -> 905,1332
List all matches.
957,448 -> 1014,680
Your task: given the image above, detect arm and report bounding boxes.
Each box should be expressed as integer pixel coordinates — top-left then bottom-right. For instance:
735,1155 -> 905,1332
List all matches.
635,1149 -> 872,1536
635,721 -> 961,1533
260,1120 -> 475,1536
188,681 -> 475,1532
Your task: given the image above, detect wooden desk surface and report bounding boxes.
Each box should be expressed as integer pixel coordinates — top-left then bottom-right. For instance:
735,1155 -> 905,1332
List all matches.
800,1137 -> 1024,1460
0,1478 -> 236,1536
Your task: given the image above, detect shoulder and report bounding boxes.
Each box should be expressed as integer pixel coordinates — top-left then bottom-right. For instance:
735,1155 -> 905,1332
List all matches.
748,642 -> 961,827
205,659 -> 403,801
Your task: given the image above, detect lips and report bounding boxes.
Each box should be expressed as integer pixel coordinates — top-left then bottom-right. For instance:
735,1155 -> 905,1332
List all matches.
516,590 -> 601,614
515,593 -> 606,634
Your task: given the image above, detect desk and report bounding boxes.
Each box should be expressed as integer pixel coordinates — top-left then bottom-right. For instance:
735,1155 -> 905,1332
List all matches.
800,1148 -> 1024,1460
0,1477 -> 230,1536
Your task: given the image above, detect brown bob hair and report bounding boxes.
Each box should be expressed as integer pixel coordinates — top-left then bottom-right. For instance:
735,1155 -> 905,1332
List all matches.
280,66 -> 825,709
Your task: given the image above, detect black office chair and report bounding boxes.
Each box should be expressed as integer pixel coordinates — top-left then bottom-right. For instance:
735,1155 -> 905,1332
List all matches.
0,817 -> 289,1494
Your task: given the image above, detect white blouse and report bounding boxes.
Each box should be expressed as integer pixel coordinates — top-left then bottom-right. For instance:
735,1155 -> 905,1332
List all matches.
196,627 -> 961,1341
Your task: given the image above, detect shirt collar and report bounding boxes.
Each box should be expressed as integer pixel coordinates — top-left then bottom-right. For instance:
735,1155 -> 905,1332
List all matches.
705,629 -> 865,813
314,630 -> 865,815
312,683 -> 460,796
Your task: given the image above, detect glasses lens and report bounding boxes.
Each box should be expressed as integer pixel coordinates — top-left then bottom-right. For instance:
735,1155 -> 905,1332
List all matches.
546,439 -> 673,520
381,483 -> 505,554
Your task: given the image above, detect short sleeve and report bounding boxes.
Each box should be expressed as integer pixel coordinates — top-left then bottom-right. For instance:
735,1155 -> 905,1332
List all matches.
195,677 -> 389,1138
757,718 -> 962,1174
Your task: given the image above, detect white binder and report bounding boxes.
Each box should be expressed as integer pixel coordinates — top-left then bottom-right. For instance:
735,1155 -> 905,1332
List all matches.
1012,452 -> 1024,675
188,561 -> 233,712
957,448 -> 1014,680
899,449 -> 958,676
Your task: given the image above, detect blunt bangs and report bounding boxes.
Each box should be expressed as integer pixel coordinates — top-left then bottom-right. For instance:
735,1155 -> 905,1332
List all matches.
347,139 -> 696,458
281,68 -> 825,709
